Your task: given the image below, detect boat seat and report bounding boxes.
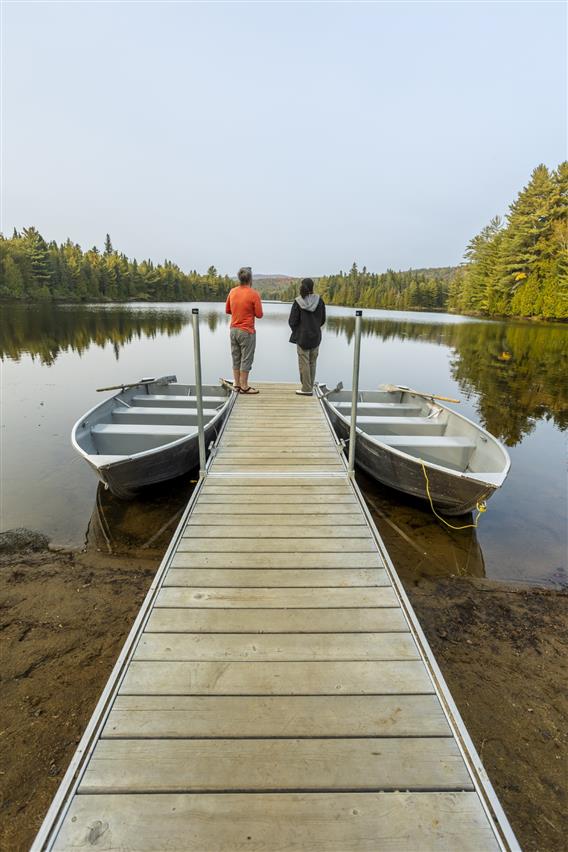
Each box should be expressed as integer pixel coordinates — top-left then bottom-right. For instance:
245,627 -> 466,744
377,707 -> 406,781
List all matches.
335,402 -> 422,416
112,406 -> 217,426
344,416 -> 446,436
131,394 -> 226,408
91,423 -> 197,454
377,435 -> 474,446
376,435 -> 476,469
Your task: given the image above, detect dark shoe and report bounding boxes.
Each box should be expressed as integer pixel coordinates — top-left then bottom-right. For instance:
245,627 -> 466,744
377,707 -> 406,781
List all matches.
295,390 -> 313,396
239,386 -> 259,394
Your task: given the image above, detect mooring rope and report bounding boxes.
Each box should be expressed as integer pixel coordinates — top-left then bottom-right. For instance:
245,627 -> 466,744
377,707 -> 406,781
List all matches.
420,459 -> 487,530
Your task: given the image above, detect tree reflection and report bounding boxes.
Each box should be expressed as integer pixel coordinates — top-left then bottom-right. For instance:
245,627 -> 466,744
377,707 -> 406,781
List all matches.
357,471 -> 486,580
0,303 -> 187,366
1,304 -> 566,445
327,315 -> 568,443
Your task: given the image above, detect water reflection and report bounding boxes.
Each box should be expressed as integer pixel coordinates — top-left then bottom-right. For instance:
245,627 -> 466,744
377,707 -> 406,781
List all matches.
2,303 -> 565,445
326,314 -> 568,443
1,302 -> 566,584
87,477 -> 196,556
0,303 -> 188,365
357,471 -> 486,582
85,472 -> 486,581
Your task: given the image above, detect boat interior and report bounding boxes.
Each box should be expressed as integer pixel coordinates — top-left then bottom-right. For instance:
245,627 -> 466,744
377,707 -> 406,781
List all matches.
74,383 -> 230,459
324,389 -> 509,482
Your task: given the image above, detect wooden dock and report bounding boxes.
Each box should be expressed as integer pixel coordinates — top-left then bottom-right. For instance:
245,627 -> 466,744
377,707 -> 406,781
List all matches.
34,383 -> 518,851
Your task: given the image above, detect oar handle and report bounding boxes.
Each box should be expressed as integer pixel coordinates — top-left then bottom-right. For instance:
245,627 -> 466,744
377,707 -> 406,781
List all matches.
96,380 -> 145,392
430,393 -> 460,403
96,384 -> 128,392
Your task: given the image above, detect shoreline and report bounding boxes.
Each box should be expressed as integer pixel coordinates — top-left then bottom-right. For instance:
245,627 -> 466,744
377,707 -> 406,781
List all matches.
2,299 -> 566,324
0,537 -> 565,851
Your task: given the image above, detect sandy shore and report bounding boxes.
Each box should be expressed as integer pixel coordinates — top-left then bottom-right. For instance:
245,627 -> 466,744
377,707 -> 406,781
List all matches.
0,540 -> 566,851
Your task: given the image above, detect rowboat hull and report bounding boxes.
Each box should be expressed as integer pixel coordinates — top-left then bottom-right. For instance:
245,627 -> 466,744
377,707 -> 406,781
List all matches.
85,417 -> 221,499
72,379 -> 233,499
325,405 -> 494,515
319,386 -> 510,516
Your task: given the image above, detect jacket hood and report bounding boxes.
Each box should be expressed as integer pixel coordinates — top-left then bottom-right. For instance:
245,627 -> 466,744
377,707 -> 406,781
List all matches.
295,294 -> 320,312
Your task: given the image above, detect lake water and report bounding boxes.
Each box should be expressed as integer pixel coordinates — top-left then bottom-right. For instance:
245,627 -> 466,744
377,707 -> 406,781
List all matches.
1,302 -> 566,587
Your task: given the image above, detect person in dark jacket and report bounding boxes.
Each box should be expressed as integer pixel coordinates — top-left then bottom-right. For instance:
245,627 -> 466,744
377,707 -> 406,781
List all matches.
288,278 -> 326,395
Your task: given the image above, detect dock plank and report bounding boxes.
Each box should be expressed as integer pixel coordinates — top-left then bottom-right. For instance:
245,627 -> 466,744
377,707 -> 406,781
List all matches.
54,792 -> 500,851
145,608 -> 408,633
170,552 -> 384,568
155,587 -> 398,608
120,660 -> 433,695
215,454 -> 341,462
194,500 -> 359,512
133,632 -> 419,662
103,694 -> 451,738
200,488 -> 353,498
79,738 -> 471,793
175,539 -> 378,552
181,525 -> 370,538
213,465 -> 346,472
186,514 -> 365,527
163,568 -> 389,586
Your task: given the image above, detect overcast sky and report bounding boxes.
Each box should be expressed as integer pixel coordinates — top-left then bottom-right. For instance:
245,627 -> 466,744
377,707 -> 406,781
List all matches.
2,1 -> 566,277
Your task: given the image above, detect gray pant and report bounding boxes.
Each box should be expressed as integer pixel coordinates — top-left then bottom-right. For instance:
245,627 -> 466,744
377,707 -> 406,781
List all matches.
297,345 -> 319,393
230,328 -> 256,371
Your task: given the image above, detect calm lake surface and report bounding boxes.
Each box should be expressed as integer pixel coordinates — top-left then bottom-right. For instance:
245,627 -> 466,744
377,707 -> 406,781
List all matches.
1,302 -> 566,587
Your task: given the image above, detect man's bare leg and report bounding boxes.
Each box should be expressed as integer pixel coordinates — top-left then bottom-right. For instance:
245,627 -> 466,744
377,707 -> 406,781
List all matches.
232,368 -> 241,388
239,370 -> 250,391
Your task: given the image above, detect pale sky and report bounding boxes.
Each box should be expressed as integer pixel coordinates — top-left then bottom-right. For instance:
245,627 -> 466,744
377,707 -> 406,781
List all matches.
2,1 -> 566,276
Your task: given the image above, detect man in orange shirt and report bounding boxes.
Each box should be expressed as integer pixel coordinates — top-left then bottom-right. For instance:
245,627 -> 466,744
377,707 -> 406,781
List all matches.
225,266 -> 263,394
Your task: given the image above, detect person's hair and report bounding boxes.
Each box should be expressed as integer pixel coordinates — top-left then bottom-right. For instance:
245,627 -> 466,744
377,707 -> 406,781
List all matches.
238,266 -> 252,285
300,278 -> 314,299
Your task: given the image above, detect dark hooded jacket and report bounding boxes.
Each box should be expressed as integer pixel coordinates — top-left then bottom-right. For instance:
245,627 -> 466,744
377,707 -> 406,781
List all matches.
288,294 -> 326,350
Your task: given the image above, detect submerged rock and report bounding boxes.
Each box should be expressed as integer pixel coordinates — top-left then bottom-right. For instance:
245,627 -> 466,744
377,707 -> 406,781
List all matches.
0,528 -> 50,554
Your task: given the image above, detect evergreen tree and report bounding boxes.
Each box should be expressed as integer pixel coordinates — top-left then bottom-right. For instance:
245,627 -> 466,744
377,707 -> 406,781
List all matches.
448,161 -> 567,320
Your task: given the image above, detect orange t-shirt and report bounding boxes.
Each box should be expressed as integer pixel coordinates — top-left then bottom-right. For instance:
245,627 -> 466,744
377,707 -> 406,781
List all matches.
225,285 -> 263,334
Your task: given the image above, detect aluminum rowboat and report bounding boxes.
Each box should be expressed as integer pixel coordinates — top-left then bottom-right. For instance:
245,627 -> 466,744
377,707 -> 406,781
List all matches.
318,385 -> 510,515
72,377 -> 232,499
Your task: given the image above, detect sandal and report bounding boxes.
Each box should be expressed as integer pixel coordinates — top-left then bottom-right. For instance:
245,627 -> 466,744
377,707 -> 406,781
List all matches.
239,386 -> 259,394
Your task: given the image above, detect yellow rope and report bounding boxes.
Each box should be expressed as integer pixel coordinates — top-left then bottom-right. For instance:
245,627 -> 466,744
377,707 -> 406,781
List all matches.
420,459 -> 487,530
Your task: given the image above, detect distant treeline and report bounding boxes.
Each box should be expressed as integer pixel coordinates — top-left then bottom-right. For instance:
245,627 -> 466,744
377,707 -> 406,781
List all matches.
268,162 -> 568,321
265,266 -> 454,311
1,162 -> 566,319
0,231 -> 232,303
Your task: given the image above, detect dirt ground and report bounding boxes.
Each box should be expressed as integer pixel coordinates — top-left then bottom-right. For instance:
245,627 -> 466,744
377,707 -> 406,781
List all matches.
0,541 -> 566,852
405,576 -> 567,852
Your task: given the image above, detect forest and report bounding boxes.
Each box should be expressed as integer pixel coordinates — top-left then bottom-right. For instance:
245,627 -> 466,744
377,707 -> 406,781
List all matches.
447,162 -> 567,320
264,266 -> 454,311
0,232 -> 232,303
270,162 -> 567,320
1,162 -> 565,320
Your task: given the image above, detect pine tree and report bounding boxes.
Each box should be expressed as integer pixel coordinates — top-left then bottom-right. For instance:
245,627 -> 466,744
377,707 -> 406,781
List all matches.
497,164 -> 557,313
21,227 -> 52,293
460,216 -> 504,313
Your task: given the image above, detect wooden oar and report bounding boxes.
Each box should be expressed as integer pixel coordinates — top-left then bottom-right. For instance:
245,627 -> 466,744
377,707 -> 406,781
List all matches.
96,374 -> 176,392
379,383 -> 460,404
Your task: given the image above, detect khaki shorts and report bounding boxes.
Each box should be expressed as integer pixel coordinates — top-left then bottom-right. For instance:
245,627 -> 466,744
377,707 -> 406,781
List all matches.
230,327 -> 256,371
